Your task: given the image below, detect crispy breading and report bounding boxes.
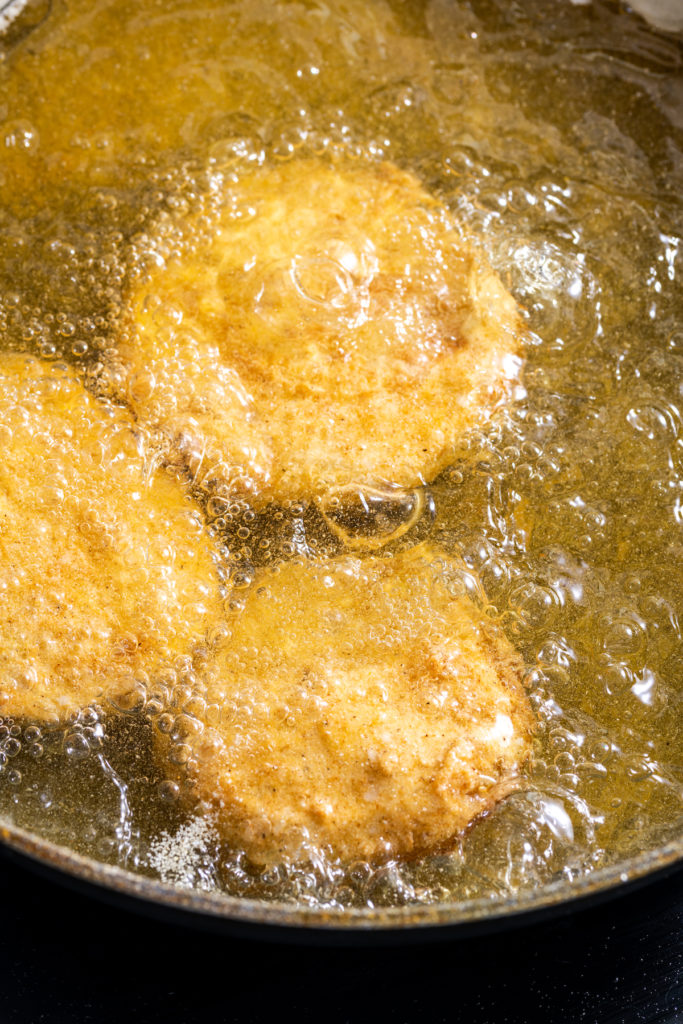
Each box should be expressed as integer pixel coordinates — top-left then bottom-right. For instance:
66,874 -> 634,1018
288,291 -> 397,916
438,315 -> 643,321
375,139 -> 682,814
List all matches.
116,159 -> 522,503
178,546 -> 533,864
0,354 -> 225,722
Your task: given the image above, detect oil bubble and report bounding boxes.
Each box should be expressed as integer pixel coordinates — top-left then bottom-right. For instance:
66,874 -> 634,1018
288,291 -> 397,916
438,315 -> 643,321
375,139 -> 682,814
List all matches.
110,682 -> 147,714
157,713 -> 174,734
158,779 -> 180,802
601,613 -> 647,659
63,732 -> 89,759
169,743 -> 192,766
627,402 -> 679,441
3,737 -> 21,758
3,119 -> 39,151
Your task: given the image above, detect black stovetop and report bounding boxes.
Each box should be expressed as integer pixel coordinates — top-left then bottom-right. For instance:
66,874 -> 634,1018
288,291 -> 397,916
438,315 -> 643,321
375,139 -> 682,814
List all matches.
0,853 -> 681,1024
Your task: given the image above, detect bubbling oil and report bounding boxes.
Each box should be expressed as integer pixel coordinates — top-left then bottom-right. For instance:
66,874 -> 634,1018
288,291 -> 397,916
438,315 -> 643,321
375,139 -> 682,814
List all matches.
0,0 -> 681,909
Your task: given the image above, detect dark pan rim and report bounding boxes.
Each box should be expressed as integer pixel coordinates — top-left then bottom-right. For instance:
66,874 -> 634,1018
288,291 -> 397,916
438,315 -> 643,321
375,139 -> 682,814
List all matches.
1,818 -> 682,937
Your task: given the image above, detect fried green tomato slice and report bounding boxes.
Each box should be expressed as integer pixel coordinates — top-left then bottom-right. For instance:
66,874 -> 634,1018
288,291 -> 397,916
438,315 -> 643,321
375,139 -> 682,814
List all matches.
179,546 -> 533,865
117,159 -> 522,503
0,354 -> 226,722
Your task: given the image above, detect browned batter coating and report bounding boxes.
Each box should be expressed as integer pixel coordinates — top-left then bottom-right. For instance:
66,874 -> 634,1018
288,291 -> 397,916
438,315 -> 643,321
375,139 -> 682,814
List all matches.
178,546 -> 533,865
116,158 -> 522,503
0,354 -> 226,722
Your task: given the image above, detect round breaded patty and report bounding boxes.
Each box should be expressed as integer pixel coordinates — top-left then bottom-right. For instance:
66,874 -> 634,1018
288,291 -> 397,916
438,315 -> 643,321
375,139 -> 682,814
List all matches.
180,546 -> 533,865
117,159 -> 522,503
0,354 -> 225,722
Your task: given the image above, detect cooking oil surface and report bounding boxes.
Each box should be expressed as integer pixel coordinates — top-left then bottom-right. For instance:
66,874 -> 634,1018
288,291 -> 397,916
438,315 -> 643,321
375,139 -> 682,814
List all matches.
0,0 -> 681,909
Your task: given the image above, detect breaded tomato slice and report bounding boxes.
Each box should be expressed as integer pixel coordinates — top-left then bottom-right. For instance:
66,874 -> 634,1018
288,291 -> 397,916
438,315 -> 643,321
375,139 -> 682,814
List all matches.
115,159 -> 522,503
176,546 -> 532,864
0,354 -> 226,722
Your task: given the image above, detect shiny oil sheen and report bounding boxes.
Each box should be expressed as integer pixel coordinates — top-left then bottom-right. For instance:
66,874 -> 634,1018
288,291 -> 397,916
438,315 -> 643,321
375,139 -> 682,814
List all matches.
0,0 -> 681,912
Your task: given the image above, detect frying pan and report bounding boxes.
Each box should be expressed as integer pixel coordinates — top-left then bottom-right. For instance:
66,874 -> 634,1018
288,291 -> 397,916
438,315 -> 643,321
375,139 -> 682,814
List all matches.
0,0 -> 681,941
0,819 -> 682,942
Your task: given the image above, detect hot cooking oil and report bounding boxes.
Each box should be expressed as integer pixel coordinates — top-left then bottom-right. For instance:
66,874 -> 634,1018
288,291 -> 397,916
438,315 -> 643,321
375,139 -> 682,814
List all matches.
0,0 -> 681,908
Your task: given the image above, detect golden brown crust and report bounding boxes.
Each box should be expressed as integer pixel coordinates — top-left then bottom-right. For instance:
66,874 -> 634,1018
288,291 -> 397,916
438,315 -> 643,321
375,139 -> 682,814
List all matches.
177,545 -> 533,865
0,354 -> 225,722
116,158 -> 522,503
